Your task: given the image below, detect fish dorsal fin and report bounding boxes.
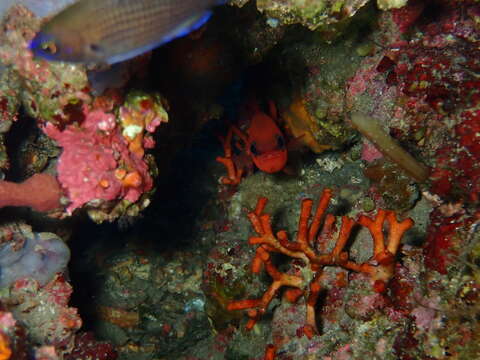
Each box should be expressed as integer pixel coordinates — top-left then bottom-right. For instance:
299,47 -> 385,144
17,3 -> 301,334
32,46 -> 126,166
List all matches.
106,10 -> 212,65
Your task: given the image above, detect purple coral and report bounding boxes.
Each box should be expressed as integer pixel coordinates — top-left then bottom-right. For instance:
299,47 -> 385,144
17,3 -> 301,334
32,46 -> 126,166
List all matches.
0,224 -> 70,288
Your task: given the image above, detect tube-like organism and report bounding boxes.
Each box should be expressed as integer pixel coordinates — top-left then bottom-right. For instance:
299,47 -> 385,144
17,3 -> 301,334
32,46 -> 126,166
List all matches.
351,113 -> 429,183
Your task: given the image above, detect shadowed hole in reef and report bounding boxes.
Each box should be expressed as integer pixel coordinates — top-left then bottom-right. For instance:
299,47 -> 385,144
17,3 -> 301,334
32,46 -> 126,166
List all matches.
67,118 -> 225,333
5,112 -> 40,181
68,53 -> 314,340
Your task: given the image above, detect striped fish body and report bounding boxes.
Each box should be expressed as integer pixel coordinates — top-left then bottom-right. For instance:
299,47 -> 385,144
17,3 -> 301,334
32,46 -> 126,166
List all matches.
30,0 -> 220,64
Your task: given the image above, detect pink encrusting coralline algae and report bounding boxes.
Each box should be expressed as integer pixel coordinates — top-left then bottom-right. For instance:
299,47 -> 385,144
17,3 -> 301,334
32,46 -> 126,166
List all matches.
43,104 -> 153,214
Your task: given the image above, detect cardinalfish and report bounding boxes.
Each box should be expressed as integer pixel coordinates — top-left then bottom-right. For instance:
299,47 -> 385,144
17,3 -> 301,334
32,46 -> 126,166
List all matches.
29,0 -> 225,65
243,100 -> 287,173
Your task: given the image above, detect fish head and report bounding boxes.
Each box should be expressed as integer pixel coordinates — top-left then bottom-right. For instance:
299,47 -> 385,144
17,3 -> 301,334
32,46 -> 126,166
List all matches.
250,140 -> 288,173
29,25 -> 104,63
247,112 -> 288,173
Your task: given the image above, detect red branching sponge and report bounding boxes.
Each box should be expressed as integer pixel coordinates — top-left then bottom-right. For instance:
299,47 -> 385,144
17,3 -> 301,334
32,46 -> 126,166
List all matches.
264,344 -> 276,360
0,173 -> 61,212
216,125 -> 246,186
228,188 -> 413,337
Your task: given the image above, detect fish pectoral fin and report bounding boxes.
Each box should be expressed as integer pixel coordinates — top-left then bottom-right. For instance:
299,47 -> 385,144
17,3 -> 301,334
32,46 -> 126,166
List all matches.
86,61 -> 111,72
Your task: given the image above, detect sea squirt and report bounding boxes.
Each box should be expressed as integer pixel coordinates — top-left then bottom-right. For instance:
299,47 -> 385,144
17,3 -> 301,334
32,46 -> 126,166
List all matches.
0,228 -> 70,288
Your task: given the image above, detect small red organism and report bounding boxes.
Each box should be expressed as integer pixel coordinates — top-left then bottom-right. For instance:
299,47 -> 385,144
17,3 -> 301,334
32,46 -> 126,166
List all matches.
64,332 -> 117,360
430,107 -> 480,203
227,188 -> 413,337
391,0 -> 426,34
216,100 -> 287,185
423,209 -> 475,274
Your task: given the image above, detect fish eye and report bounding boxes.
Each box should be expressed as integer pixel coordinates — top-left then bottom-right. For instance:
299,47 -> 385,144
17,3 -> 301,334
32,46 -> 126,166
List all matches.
89,43 -> 102,53
41,41 -> 57,55
276,134 -> 285,149
250,142 -> 259,156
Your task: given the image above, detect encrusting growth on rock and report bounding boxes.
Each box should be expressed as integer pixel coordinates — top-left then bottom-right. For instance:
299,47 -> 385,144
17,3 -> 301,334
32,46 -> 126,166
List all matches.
0,173 -> 61,213
228,188 -> 413,339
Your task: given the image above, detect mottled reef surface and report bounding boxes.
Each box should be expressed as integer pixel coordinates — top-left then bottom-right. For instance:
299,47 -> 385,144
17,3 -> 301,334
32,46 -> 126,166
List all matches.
0,0 -> 478,359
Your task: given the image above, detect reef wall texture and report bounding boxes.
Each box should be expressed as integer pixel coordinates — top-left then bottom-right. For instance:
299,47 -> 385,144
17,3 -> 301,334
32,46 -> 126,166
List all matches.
0,0 -> 478,359
229,0 -> 407,31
